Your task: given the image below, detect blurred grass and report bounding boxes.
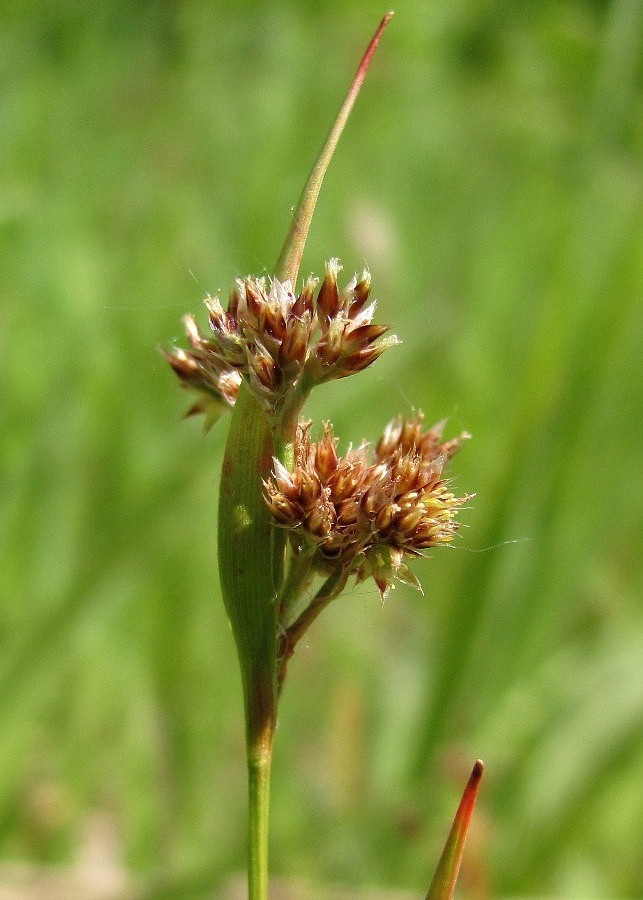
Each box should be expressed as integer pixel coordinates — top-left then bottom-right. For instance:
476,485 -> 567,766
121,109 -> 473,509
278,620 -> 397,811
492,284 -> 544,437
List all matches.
1,0 -> 641,896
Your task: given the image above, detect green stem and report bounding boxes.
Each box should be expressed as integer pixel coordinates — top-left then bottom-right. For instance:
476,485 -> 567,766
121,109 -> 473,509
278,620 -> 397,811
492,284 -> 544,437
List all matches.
248,738 -> 273,900
277,545 -> 316,624
271,375 -> 315,488
218,383 -> 280,900
277,569 -> 348,691
220,16 -> 393,898
275,11 -> 394,285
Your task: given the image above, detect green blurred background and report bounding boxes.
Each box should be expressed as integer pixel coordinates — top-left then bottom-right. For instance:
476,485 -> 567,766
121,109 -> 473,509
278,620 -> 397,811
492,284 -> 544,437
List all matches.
1,0 -> 642,896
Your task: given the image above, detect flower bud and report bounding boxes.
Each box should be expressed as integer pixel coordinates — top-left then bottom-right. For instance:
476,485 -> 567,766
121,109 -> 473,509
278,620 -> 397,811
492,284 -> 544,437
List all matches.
292,275 -> 318,317
348,269 -> 372,317
317,259 -> 341,322
314,422 -> 339,481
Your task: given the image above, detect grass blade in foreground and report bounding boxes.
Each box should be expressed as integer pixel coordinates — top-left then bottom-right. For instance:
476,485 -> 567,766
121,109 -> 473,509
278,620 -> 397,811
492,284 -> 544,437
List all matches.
425,760 -> 484,900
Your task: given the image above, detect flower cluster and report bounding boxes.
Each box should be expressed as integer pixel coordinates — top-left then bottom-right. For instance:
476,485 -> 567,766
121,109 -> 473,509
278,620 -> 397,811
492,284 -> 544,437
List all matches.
264,414 -> 470,600
163,315 -> 242,429
165,260 -> 397,420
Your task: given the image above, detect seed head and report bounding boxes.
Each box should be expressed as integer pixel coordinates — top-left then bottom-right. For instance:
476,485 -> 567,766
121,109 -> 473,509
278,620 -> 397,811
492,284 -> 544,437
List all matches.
166,262 -> 396,421
264,413 -> 471,601
163,317 -> 241,431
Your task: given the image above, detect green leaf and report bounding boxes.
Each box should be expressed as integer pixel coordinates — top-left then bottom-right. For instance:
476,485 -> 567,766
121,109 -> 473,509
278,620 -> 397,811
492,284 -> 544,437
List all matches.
218,382 -> 281,756
425,760 -> 484,900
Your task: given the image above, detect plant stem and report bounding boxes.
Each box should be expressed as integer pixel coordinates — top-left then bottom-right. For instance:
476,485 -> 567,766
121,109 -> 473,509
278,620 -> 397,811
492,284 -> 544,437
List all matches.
277,546 -> 316,624
231,16 -> 393,897
218,382 -> 279,900
277,569 -> 348,691
247,736 -> 273,900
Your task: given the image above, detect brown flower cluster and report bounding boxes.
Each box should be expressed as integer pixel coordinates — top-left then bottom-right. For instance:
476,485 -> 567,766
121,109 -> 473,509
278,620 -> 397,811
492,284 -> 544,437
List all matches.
264,414 -> 471,600
163,316 -> 242,429
165,260 -> 397,419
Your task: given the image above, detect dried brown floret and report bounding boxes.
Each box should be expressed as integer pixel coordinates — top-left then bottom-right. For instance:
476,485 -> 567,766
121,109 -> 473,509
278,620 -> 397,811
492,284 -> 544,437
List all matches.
167,261 -> 397,420
264,414 -> 471,601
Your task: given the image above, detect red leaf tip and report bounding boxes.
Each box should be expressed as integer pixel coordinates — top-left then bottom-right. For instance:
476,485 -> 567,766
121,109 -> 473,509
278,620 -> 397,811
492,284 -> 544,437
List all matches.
425,758 -> 484,900
471,759 -> 484,783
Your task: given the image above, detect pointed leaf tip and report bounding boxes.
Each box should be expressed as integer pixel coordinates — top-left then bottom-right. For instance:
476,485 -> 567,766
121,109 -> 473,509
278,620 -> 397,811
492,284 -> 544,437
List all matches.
275,12 -> 394,284
425,759 -> 484,900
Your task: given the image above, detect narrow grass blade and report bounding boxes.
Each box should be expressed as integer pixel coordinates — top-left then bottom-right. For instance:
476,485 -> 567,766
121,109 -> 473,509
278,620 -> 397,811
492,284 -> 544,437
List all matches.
425,760 -> 484,900
275,11 -> 394,284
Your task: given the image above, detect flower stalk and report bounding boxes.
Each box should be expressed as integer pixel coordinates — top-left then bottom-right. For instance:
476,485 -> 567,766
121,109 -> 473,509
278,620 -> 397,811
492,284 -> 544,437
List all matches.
277,568 -> 349,691
247,742 -> 272,900
166,11 -> 480,899
218,16 -> 394,899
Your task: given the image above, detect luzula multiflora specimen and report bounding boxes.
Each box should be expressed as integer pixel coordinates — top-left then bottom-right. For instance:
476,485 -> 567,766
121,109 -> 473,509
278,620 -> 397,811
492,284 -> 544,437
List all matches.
165,12 -> 477,900
166,260 -> 471,681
